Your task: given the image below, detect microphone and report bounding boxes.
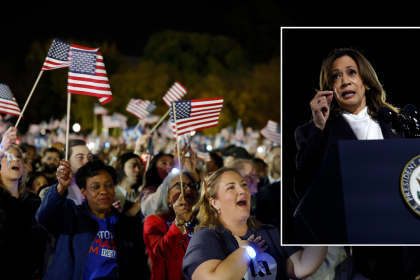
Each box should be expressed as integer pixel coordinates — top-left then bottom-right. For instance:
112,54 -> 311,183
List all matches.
378,107 -> 408,133
403,104 -> 420,137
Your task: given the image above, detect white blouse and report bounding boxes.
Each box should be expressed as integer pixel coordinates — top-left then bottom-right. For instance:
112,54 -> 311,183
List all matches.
340,107 -> 384,140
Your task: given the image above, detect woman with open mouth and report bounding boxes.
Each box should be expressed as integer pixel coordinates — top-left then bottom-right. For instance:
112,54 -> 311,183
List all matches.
0,127 -> 46,279
294,48 -> 403,200
182,167 -> 328,280
143,170 -> 199,280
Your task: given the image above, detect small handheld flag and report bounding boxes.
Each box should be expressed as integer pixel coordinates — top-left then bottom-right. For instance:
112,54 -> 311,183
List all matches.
162,82 -> 188,107
260,120 -> 280,144
0,83 -> 22,117
68,50 -> 112,105
42,39 -> 99,71
169,97 -> 223,141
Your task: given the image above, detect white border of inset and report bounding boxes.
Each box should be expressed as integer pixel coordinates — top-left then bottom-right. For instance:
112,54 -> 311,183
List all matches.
280,26 -> 420,247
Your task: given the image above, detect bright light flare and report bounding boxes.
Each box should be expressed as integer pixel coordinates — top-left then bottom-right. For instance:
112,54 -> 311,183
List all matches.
72,123 -> 81,133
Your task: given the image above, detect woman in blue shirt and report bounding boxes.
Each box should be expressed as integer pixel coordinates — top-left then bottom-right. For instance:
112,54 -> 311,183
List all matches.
36,160 -> 148,280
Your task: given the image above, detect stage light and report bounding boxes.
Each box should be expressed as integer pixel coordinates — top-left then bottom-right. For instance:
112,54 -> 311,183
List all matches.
88,142 -> 95,149
206,145 -> 212,151
72,123 -> 81,133
190,131 -> 196,136
104,142 -> 110,148
257,146 -> 263,153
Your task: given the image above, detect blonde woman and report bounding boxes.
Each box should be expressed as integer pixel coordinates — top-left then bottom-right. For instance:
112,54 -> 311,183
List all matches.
182,167 -> 328,280
0,127 -> 46,279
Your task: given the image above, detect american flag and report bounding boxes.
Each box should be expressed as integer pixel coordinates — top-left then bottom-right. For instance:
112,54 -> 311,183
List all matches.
145,137 -> 154,171
196,151 -> 211,162
162,82 -> 188,107
169,97 -> 223,141
0,83 -> 22,117
260,120 -> 280,144
140,114 -> 161,126
102,114 -> 126,128
234,119 -> 244,142
94,104 -> 108,115
67,50 -> 113,105
126,99 -> 156,120
42,38 -> 99,71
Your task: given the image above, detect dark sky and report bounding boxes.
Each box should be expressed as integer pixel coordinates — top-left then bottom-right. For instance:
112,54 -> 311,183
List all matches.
1,1 -> 281,59
282,28 -> 420,199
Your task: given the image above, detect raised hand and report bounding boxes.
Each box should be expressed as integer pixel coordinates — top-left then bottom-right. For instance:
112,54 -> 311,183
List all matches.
56,160 -> 73,195
173,193 -> 187,224
1,127 -> 17,152
310,91 -> 334,130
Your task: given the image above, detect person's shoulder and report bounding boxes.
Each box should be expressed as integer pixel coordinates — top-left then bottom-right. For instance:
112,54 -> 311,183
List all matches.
261,181 -> 280,192
296,120 -> 315,133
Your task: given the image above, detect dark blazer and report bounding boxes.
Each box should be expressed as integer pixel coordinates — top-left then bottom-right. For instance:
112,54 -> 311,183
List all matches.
257,175 -> 270,190
294,113 -> 404,200
36,184 -> 148,280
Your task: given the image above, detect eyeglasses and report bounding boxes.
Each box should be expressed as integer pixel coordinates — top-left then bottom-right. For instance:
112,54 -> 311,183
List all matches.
202,171 -> 215,201
170,182 -> 199,191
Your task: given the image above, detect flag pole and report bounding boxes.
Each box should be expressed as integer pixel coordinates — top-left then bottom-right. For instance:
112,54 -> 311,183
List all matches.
15,70 -> 44,127
65,93 -> 71,161
149,109 -> 170,134
172,102 -> 183,196
129,119 -> 142,142
94,110 -> 97,136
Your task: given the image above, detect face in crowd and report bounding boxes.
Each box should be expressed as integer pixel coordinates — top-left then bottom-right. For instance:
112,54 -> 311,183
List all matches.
81,170 -> 115,213
267,146 -> 280,175
167,173 -> 199,210
156,155 -> 175,175
123,157 -> 142,185
70,145 -> 93,175
1,146 -> 24,183
43,151 -> 61,173
211,170 -> 251,224
240,163 -> 260,196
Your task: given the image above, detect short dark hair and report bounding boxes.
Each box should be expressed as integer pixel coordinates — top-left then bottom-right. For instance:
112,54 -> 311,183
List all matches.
66,139 -> 87,158
43,147 -> 61,158
209,152 -> 223,169
252,157 -> 267,167
75,160 -> 117,190
20,143 -> 36,150
115,152 -> 141,183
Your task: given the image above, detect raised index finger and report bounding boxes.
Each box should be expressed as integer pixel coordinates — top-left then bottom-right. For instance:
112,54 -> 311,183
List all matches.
315,91 -> 333,99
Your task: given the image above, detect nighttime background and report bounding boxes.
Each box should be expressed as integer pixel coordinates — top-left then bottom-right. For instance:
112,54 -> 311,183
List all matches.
0,1 -> 285,135
282,28 -> 420,235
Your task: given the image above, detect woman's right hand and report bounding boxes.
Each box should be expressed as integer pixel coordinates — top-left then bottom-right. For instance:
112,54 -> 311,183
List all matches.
235,234 -> 268,259
56,160 -> 73,195
310,91 -> 334,130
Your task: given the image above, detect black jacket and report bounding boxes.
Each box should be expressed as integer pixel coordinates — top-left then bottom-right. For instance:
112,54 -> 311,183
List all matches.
294,113 -> 404,200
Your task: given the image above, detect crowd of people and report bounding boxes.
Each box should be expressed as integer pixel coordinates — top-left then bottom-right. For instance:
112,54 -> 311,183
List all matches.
0,124 -> 295,280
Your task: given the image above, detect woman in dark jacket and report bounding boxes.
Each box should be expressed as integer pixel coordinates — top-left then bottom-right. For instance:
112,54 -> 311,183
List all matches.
294,48 -> 404,200
36,160 -> 148,280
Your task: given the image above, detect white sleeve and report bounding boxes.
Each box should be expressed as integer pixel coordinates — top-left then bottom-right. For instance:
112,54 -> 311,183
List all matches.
140,185 -> 161,218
